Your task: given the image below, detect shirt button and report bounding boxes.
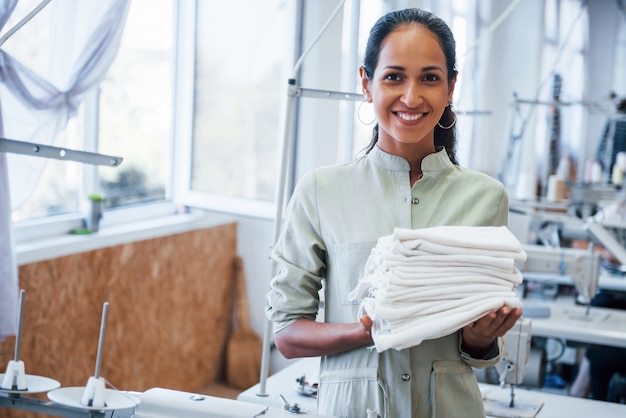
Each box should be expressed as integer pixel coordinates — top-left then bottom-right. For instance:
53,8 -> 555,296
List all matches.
411,198 -> 419,205
401,373 -> 411,381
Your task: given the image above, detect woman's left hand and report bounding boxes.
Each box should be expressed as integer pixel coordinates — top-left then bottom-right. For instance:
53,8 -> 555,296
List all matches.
461,306 -> 523,357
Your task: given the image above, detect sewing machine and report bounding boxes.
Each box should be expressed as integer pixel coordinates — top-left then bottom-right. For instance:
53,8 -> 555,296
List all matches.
479,318 -> 544,417
519,243 -> 602,307
0,387 -> 332,418
0,294 -> 334,418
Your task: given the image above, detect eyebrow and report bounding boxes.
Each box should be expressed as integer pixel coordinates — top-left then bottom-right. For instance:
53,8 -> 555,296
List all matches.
383,65 -> 445,72
422,65 -> 444,72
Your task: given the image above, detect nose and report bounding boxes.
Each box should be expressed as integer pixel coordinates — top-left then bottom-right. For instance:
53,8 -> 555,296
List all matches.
401,81 -> 423,108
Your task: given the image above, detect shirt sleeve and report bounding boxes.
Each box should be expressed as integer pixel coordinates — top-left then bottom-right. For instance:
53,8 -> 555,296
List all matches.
459,334 -> 502,368
493,183 -> 509,227
265,171 -> 327,333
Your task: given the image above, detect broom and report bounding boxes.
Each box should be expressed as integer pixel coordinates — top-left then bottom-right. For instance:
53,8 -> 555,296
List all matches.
226,256 -> 263,390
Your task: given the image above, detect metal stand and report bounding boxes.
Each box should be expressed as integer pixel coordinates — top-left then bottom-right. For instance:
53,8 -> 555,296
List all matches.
0,292 -> 118,417
0,137 -> 123,167
256,0 -> 359,397
46,302 -> 138,412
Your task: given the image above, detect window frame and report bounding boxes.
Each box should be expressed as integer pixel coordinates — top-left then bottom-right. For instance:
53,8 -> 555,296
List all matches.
172,0 -> 298,221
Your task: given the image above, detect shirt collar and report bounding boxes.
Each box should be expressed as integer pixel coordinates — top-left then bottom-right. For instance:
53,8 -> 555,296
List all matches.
369,145 -> 453,173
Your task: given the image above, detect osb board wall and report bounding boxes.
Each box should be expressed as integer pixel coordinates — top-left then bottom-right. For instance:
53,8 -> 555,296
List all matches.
0,222 -> 237,418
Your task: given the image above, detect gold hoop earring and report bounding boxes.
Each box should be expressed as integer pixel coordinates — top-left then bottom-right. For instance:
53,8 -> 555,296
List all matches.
437,107 -> 456,130
358,101 -> 376,125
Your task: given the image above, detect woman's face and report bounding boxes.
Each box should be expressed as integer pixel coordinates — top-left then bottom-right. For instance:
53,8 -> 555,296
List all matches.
362,24 -> 456,153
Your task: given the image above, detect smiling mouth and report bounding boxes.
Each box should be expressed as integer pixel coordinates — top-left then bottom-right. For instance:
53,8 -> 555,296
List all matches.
395,112 -> 425,121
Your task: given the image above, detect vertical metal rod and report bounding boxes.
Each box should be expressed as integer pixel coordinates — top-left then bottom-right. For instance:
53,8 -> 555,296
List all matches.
13,290 -> 25,362
257,82 -> 298,397
291,0 -> 346,77
94,302 -> 109,379
258,0 -> 349,397
0,0 -> 52,47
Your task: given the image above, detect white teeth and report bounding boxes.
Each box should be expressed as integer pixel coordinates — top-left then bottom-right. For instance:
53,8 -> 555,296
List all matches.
396,112 -> 423,121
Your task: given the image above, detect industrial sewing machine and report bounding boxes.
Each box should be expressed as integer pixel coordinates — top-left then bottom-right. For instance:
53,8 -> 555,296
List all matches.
509,184 -> 626,308
477,242 -> 602,418
0,386 -> 332,418
478,207 -> 620,417
0,294 -> 333,418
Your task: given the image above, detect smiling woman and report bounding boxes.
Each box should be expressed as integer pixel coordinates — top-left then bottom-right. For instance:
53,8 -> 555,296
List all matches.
265,9 -> 520,418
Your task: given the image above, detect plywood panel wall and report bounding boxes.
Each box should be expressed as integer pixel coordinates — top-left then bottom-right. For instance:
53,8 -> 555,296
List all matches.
0,222 -> 237,418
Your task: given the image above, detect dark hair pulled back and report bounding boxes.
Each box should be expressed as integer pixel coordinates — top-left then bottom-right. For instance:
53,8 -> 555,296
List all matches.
362,8 -> 459,165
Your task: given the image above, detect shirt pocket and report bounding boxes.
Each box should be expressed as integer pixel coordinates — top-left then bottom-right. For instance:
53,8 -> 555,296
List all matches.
430,360 -> 485,418
330,241 -> 375,306
318,367 -> 386,418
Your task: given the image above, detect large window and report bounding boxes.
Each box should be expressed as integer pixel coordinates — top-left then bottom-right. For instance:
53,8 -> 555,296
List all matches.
9,0 -> 174,224
182,0 -> 294,217
10,0 -> 295,226
97,0 -> 174,208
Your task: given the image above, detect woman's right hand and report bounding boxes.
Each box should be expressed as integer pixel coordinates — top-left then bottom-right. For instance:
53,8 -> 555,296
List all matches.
359,315 -> 373,338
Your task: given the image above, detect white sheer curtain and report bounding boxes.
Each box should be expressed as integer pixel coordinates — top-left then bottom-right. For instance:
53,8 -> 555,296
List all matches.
0,0 -> 130,340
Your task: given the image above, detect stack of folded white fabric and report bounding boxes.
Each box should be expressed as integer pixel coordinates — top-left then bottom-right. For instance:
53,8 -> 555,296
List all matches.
348,225 -> 527,352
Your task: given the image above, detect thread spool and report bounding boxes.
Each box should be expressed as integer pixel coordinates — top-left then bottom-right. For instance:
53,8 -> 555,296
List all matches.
546,175 -> 565,202
591,161 -> 603,183
515,172 -> 537,201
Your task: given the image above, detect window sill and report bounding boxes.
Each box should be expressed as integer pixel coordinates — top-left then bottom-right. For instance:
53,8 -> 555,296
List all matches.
16,211 -> 235,266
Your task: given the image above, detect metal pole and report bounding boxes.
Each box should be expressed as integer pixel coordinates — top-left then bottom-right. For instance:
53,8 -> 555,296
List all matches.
257,0 -> 348,396
0,0 -> 52,48
94,302 -> 109,379
0,138 -> 123,167
257,79 -> 299,397
13,290 -> 25,363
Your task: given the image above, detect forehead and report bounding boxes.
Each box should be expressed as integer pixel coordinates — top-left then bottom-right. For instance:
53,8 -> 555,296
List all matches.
377,24 -> 447,71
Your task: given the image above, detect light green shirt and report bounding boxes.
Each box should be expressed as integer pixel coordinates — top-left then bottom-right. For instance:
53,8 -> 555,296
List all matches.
267,146 -> 509,418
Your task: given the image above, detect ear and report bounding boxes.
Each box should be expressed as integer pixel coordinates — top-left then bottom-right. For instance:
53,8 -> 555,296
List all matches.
447,72 -> 458,103
359,67 -> 372,102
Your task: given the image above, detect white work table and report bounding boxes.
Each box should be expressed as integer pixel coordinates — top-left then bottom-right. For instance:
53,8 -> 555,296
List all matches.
598,273 -> 626,292
240,357 -> 626,417
522,272 -> 626,293
524,296 -> 626,348
481,384 -> 626,417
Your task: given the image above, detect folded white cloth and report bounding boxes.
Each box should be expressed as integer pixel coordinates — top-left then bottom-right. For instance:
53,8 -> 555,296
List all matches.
390,225 -> 527,255
361,291 -> 520,320
368,252 -> 519,272
349,225 -> 526,352
372,296 -> 521,351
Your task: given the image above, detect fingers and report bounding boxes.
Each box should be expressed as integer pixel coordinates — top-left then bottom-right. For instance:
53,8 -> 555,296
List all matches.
472,306 -> 523,337
359,315 -> 374,345
359,315 -> 373,328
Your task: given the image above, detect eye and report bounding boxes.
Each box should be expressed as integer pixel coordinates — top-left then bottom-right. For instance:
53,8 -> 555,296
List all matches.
423,74 -> 440,82
384,73 -> 402,82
